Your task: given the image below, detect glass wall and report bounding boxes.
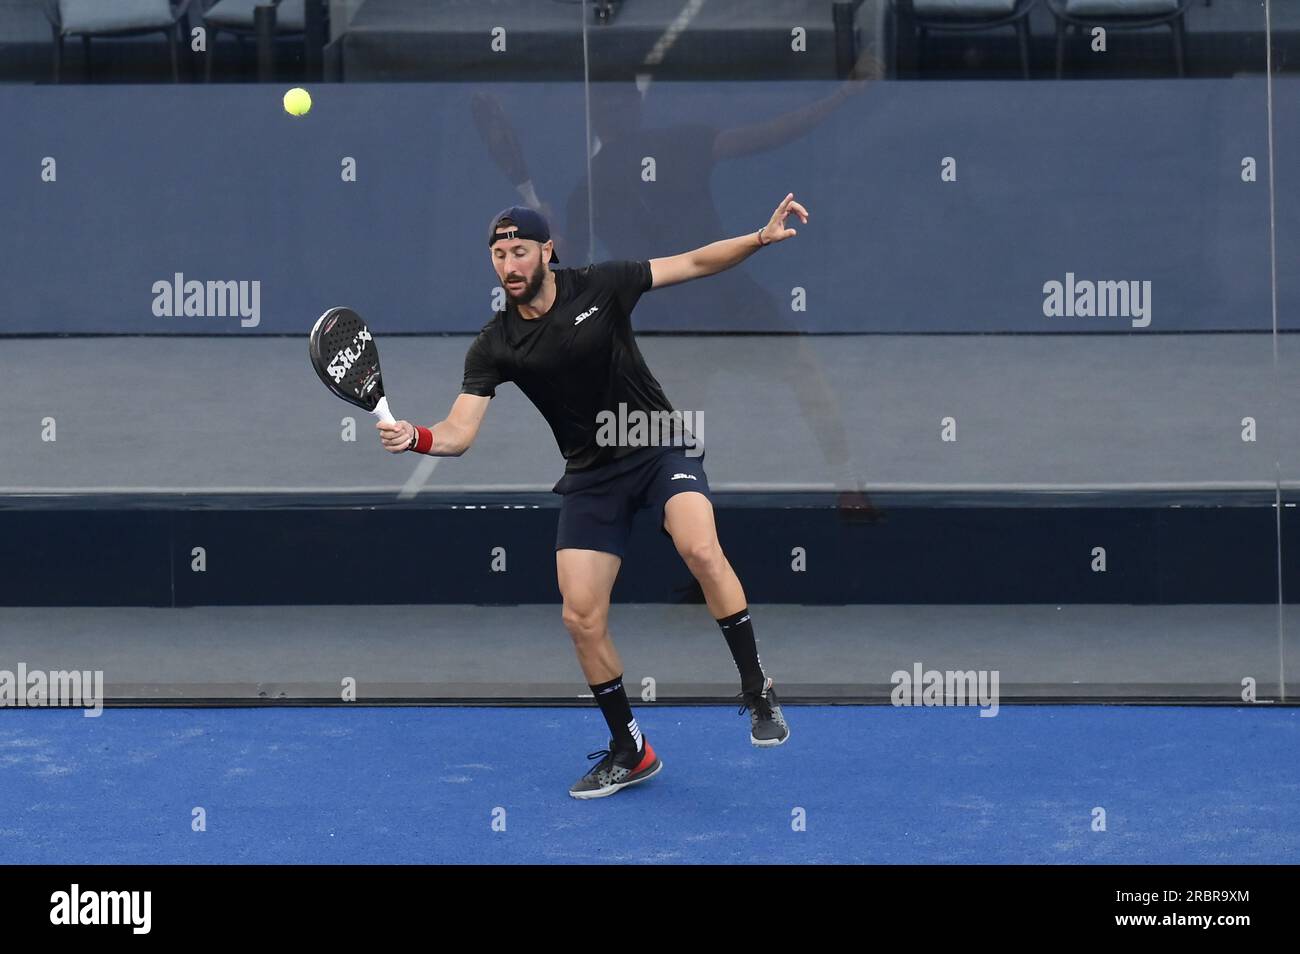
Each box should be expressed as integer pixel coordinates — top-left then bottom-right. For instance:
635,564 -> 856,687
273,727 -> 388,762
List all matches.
0,0 -> 1293,703
1272,0 -> 1300,702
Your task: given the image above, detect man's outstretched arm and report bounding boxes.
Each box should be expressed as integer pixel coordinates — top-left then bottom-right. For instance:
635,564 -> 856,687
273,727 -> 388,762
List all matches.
377,392 -> 491,457
648,192 -> 809,290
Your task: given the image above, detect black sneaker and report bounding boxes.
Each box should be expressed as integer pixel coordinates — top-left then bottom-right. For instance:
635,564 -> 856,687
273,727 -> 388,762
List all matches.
739,677 -> 790,747
568,739 -> 662,799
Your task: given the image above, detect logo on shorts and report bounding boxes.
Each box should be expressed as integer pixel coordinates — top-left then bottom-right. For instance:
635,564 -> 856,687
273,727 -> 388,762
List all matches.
670,473 -> 697,480
574,305 -> 599,325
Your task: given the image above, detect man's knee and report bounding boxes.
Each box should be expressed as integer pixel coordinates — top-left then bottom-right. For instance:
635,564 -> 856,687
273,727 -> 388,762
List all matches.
677,537 -> 727,581
561,600 -> 609,646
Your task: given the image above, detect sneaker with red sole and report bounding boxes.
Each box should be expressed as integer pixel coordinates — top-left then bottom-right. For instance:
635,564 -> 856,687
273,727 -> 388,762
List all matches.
568,739 -> 662,799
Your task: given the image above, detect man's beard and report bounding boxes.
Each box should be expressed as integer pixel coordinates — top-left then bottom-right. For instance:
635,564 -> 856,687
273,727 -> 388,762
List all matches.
504,263 -> 545,304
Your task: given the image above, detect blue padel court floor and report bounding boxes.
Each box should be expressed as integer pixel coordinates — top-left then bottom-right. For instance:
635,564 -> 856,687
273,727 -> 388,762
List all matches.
2,705 -> 1297,864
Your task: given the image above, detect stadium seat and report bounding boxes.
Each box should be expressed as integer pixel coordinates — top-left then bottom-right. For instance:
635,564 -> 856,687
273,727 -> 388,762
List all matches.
905,0 -> 1042,79
202,0 -> 306,82
1046,0 -> 1193,77
43,0 -> 193,83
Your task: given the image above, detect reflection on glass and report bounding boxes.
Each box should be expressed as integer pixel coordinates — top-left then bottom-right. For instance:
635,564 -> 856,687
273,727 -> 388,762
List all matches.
0,0 -> 1290,705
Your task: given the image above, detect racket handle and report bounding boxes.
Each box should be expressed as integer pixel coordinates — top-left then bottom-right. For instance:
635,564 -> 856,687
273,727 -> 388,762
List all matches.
371,395 -> 396,425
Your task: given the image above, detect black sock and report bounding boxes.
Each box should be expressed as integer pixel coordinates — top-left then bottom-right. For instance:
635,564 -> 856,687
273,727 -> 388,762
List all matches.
717,608 -> 765,695
589,674 -> 642,754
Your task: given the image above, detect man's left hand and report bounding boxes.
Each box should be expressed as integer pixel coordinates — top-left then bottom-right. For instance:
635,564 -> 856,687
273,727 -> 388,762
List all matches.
760,192 -> 809,246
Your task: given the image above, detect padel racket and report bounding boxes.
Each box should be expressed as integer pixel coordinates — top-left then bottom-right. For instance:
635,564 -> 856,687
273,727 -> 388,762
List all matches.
309,306 -> 396,424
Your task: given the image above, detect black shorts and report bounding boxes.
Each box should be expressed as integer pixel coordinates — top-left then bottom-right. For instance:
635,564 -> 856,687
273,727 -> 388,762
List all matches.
555,448 -> 712,558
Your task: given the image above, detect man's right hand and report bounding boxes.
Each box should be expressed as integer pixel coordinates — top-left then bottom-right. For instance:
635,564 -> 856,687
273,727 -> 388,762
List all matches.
377,420 -> 415,453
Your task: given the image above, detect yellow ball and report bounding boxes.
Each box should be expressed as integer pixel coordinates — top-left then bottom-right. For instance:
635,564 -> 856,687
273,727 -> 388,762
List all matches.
283,87 -> 311,117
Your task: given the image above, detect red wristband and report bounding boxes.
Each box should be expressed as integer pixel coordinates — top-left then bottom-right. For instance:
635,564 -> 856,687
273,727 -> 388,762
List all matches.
412,425 -> 435,455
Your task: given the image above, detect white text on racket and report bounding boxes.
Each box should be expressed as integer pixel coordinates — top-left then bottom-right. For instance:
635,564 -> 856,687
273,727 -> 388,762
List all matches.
328,328 -> 373,382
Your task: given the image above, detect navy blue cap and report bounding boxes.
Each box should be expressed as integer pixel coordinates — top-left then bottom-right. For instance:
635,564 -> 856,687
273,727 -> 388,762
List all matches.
488,206 -> 558,263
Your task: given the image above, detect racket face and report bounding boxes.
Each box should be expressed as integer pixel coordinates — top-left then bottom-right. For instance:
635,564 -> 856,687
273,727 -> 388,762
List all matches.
309,307 -> 385,413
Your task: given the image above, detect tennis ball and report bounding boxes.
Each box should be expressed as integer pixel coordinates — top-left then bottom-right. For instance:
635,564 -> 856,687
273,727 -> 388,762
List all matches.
283,87 -> 312,117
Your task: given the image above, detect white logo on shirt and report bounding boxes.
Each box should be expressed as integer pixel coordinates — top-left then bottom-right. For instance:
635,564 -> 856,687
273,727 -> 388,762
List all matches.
671,473 -> 697,481
574,306 -> 599,325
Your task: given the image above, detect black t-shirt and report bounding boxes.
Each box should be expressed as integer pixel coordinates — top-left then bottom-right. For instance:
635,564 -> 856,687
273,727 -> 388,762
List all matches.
461,260 -> 689,490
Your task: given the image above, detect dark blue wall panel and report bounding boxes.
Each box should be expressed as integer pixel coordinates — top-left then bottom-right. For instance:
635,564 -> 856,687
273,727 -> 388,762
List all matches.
0,79 -> 1285,335
0,491 -> 1284,606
